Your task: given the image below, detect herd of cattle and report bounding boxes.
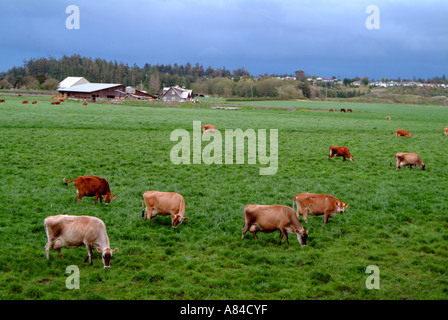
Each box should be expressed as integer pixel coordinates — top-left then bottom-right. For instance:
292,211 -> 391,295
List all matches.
43,119 -> 439,269
3,97 -> 441,268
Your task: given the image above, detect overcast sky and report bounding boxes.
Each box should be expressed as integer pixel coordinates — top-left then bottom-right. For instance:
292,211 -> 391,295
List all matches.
0,0 -> 447,79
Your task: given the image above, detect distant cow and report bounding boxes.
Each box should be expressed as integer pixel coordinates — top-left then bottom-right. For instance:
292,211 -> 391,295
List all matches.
59,99 -> 64,102
329,146 -> 354,162
395,130 -> 413,138
329,108 -> 334,112
0,99 -> 5,103
83,102 -> 88,106
44,215 -> 119,268
51,101 -> 60,105
340,108 -> 346,112
242,204 -> 308,246
142,191 -> 188,228
22,100 -> 29,104
390,152 -> 425,171
202,124 -> 216,134
32,101 -> 38,104
386,116 -> 391,120
63,175 -> 116,204
293,193 -> 349,224
444,126 -> 448,136
347,108 -> 352,113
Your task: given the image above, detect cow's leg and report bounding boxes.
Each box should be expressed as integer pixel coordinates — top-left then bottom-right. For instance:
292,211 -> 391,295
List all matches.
241,223 -> 249,239
303,210 -> 309,223
44,240 -> 54,259
324,212 -> 330,224
52,239 -> 64,258
94,194 -> 99,204
85,244 -> 93,265
343,156 -> 346,161
249,224 -> 259,240
279,229 -> 289,245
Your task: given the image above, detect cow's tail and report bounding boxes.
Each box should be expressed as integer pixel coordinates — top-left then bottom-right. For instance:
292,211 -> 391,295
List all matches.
63,178 -> 74,186
141,196 -> 145,218
292,196 -> 296,211
180,196 -> 186,216
389,154 -> 397,166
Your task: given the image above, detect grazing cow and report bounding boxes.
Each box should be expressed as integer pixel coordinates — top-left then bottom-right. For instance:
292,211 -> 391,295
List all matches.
142,191 -> 188,228
18,94 -> 22,97
63,176 -> 116,204
329,146 -> 354,162
347,108 -> 352,113
59,99 -> 64,102
329,108 -> 334,112
340,108 -> 346,112
44,215 -> 119,268
395,130 -> 413,138
386,116 -> 391,120
390,152 -> 426,171
32,101 -> 38,104
22,100 -> 29,104
242,204 -> 308,246
0,99 -> 5,103
293,193 -> 349,224
202,124 -> 216,134
444,126 -> 448,136
51,101 -> 60,105
83,102 -> 88,106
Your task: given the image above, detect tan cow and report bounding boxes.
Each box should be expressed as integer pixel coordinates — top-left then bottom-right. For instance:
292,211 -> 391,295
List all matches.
202,124 -> 216,134
444,126 -> 448,136
142,191 -> 188,228
395,130 -> 413,138
44,215 -> 119,268
390,152 -> 426,171
329,146 -> 354,162
241,204 -> 308,246
293,193 -> 349,224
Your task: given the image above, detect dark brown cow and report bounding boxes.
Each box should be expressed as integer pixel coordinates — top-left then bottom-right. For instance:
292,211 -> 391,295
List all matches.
340,108 -> 346,112
142,191 -> 188,228
347,108 -> 352,113
202,124 -> 216,134
44,215 -> 119,268
390,152 -> 425,171
22,100 -> 29,104
51,101 -> 60,105
0,99 -> 5,103
395,130 -> 413,138
241,204 -> 308,246
63,176 -> 116,204
329,146 -> 354,162
293,193 -> 349,224
32,101 -> 38,104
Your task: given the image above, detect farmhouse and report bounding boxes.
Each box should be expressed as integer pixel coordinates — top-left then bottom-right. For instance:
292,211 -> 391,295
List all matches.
57,77 -> 156,101
162,85 -> 193,102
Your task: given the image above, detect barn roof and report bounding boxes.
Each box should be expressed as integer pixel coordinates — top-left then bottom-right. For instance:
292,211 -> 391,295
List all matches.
58,77 -> 89,89
58,83 -> 122,93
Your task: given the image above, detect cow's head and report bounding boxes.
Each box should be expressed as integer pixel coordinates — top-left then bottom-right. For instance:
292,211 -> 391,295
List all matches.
296,229 -> 308,247
172,214 -> 188,228
349,155 -> 354,162
102,194 -> 116,204
420,163 -> 426,170
337,202 -> 349,214
97,247 -> 119,268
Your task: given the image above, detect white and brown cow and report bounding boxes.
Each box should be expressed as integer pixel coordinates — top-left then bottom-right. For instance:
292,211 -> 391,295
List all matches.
142,191 -> 188,228
390,152 -> 426,171
293,193 -> 349,224
202,124 -> 216,134
44,215 -> 119,268
241,204 -> 308,246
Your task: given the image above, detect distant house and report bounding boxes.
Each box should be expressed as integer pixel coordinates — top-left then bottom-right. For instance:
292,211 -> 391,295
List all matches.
58,77 -> 90,90
162,85 -> 193,102
57,77 -> 156,101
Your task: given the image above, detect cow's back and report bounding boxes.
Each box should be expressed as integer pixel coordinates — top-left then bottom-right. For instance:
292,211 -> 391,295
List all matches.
45,215 -> 104,241
143,191 -> 184,214
244,204 -> 294,228
75,176 -> 110,195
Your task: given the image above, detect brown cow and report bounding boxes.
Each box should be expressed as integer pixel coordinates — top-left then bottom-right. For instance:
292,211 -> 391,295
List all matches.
0,99 -> 5,103
63,176 -> 116,204
329,108 -> 334,112
390,152 -> 425,171
44,215 -> 119,268
329,146 -> 354,162
347,108 -> 352,113
142,191 -> 188,228
340,108 -> 346,112
386,116 -> 391,120
32,101 -> 38,104
51,101 -> 61,105
241,204 -> 308,246
395,130 -> 413,138
444,126 -> 448,136
293,193 -> 349,224
83,102 -> 88,106
202,124 -> 216,134
22,100 -> 29,104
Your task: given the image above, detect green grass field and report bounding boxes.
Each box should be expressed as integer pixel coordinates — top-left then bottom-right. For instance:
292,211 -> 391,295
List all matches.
0,95 -> 447,300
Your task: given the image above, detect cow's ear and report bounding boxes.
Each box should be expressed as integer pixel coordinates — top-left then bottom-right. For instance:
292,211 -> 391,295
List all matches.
112,248 -> 119,253
112,195 -> 116,199
183,217 -> 188,221
96,247 -> 102,253
345,203 -> 349,208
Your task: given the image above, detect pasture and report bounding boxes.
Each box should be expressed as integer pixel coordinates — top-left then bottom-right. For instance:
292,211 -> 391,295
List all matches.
0,95 -> 447,300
